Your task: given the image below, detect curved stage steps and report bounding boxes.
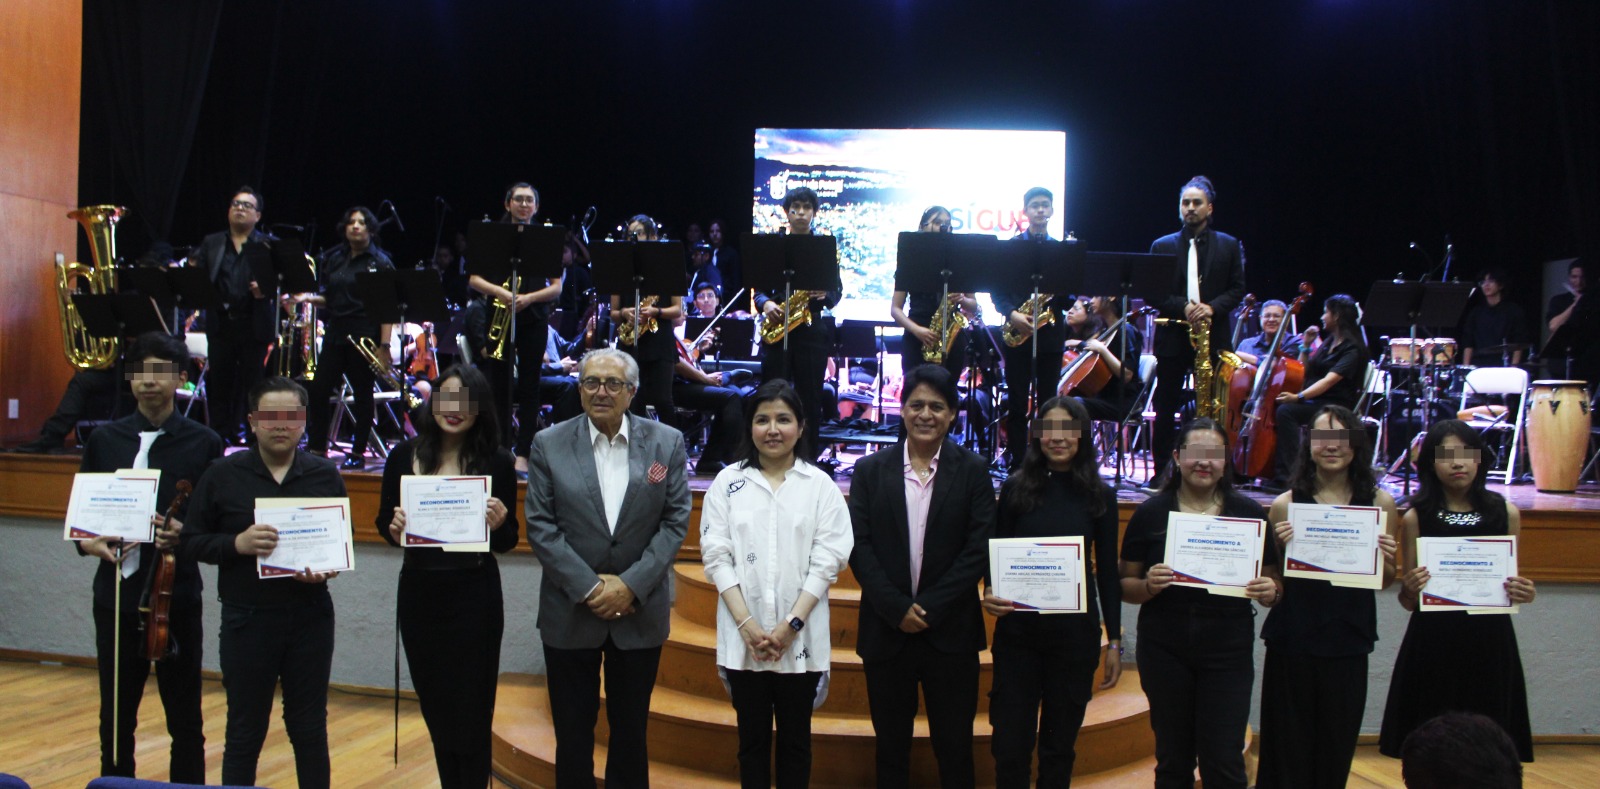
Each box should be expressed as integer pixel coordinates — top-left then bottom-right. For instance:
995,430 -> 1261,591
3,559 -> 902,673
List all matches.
492,561 -> 1159,787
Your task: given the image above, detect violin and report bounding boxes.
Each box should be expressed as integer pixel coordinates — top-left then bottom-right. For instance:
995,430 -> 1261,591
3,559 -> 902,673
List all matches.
139,479 -> 192,662
1227,283 -> 1313,479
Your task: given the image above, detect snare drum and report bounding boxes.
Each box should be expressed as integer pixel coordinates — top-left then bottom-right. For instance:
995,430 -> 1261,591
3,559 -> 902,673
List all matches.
1431,365 -> 1476,402
1527,379 -> 1592,492
1388,338 -> 1423,367
1421,337 -> 1457,365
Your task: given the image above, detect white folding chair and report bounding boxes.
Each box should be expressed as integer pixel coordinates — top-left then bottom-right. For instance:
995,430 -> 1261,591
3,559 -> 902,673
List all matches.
1459,366 -> 1529,484
174,332 -> 209,421
1357,366 -> 1390,464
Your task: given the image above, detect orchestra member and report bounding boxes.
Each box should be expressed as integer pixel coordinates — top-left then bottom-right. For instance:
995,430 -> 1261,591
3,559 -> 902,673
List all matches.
701,380 -> 853,789
1120,418 -> 1279,789
179,377 -> 346,789
558,237 -> 596,340
77,332 -> 223,781
1257,405 -> 1400,789
690,280 -> 722,318
1148,176 -> 1247,479
1272,294 -> 1369,485
194,187 -> 275,445
891,205 -> 978,377
377,364 -> 519,789
709,218 -> 743,303
754,187 -> 841,461
982,396 -> 1122,787
994,187 -> 1072,470
539,323 -> 583,429
848,365 -> 995,788
1234,300 -> 1292,366
1066,296 -> 1144,423
671,312 -> 746,475
523,348 -> 690,788
1545,258 -> 1585,334
610,214 -> 684,427
299,206 -> 396,470
467,182 -> 565,476
1459,269 -> 1531,366
688,241 -> 723,303
1379,421 -> 1536,764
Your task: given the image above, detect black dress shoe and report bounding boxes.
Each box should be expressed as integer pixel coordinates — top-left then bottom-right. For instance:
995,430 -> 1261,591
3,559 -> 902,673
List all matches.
11,439 -> 57,454
340,455 -> 365,471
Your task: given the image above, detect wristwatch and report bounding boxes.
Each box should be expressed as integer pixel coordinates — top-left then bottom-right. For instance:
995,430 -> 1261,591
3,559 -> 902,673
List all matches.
788,616 -> 805,632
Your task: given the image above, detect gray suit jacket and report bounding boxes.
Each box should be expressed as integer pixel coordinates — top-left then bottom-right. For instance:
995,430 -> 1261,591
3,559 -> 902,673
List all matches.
525,413 -> 690,650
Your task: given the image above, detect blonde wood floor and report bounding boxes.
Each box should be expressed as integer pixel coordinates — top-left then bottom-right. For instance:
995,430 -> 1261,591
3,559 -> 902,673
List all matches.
2,658 -> 1596,788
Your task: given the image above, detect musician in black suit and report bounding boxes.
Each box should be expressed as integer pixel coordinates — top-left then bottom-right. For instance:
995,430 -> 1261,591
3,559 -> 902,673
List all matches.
848,364 -> 996,788
192,187 -> 276,445
1148,175 -> 1247,479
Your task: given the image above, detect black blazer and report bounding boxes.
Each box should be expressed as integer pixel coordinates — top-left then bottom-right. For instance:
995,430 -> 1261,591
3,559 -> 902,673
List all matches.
1148,227 -> 1246,357
195,229 -> 277,342
847,439 -> 995,662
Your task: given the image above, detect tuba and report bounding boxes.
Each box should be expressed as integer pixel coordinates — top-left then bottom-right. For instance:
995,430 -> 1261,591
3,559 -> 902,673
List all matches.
923,294 -> 970,363
615,295 -> 659,346
350,335 -> 422,410
759,291 -> 814,344
1001,293 -> 1056,347
57,206 -> 126,370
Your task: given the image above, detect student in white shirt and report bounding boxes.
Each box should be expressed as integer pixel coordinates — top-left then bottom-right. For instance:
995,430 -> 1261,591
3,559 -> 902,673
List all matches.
701,380 -> 853,789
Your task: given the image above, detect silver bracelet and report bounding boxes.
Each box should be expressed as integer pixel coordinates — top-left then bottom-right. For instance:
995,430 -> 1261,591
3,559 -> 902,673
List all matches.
735,615 -> 754,630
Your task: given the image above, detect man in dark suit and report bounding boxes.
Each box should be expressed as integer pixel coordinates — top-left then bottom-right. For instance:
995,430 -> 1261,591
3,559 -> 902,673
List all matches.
848,364 -> 995,789
1148,175 -> 1246,478
191,187 -> 276,445
524,347 -> 691,788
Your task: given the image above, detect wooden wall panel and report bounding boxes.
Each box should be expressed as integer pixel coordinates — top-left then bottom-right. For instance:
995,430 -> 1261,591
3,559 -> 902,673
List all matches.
0,0 -> 82,444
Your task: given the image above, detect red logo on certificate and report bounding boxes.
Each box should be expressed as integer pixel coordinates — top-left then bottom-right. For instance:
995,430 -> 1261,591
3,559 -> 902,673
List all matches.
647,462 -> 668,484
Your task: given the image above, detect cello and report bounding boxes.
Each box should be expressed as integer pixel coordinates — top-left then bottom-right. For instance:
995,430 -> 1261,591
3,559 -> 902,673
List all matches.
1215,294 -> 1257,397
139,479 -> 192,661
1228,282 -> 1313,479
1057,308 -> 1150,398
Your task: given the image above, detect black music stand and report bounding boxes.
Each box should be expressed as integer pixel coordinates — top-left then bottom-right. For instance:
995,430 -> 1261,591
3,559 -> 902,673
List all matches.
466,221 -> 567,410
986,236 -> 1084,463
591,239 -> 689,335
123,266 -> 224,330
262,237 -> 317,294
742,233 -> 840,382
1083,251 -> 1177,488
73,293 -> 171,421
895,231 -> 1000,448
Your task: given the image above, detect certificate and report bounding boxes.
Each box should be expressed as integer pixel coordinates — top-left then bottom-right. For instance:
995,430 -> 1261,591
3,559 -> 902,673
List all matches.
64,469 -> 161,543
1163,513 -> 1266,597
1283,503 -> 1384,589
1417,536 -> 1518,614
254,498 -> 355,578
400,475 -> 490,549
989,537 -> 1086,614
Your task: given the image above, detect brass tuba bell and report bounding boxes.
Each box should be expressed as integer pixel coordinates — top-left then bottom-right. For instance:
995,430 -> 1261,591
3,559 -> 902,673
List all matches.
56,205 -> 127,370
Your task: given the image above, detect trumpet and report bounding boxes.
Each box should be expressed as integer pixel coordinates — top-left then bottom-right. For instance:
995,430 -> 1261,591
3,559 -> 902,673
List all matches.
56,206 -> 126,370
759,291 -> 815,344
1001,292 -> 1056,347
350,335 -> 422,410
923,293 -> 971,363
615,295 -> 659,346
277,255 -> 318,380
484,274 -> 518,361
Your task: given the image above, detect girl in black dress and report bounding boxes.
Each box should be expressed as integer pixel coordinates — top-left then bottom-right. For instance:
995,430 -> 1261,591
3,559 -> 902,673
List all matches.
377,364 -> 521,788
1257,405 -> 1400,788
982,396 -> 1122,788
1379,419 -> 1537,762
1120,418 -> 1280,789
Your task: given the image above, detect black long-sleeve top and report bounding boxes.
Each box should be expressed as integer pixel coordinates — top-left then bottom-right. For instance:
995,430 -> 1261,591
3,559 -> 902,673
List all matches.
178,449 -> 348,607
1121,489 -> 1275,616
376,440 -> 521,568
991,474 -> 1122,637
77,410 -> 225,611
316,244 -> 396,335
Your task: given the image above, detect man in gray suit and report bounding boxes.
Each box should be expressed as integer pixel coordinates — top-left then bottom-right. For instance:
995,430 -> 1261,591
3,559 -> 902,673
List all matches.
525,347 -> 691,788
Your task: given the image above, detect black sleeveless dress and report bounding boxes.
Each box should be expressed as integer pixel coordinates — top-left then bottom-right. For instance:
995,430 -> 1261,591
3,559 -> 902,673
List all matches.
1377,506 -> 1533,761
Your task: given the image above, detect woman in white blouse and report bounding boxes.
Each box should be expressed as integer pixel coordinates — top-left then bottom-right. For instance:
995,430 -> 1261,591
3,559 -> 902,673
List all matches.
701,379 -> 854,789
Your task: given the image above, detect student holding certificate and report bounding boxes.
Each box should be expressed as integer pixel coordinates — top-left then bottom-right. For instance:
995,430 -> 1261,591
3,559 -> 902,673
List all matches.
1256,406 -> 1399,789
179,377 -> 347,789
1119,418 -> 1279,789
700,380 -> 853,789
1379,420 -> 1536,763
377,364 -> 520,789
981,396 -> 1122,788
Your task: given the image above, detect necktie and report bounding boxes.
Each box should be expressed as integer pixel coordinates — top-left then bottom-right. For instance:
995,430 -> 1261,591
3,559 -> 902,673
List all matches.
1187,238 -> 1201,303
123,430 -> 164,578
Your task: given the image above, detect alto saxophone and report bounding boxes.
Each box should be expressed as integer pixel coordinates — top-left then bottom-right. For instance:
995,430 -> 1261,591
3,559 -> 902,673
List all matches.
922,294 -> 970,363
350,335 -> 422,410
1001,292 -> 1056,347
616,295 -> 659,346
1155,313 -> 1225,421
56,206 -> 126,370
759,291 -> 814,344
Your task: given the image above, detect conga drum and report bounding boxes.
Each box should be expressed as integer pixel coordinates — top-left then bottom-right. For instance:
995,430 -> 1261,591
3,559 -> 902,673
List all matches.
1527,380 -> 1591,493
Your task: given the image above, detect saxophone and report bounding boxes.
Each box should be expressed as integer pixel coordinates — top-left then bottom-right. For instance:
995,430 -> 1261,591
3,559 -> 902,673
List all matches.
759,291 -> 814,344
350,335 -> 422,410
56,206 -> 126,370
1001,293 -> 1056,347
615,295 -> 659,346
922,294 -> 970,363
1156,314 -> 1225,421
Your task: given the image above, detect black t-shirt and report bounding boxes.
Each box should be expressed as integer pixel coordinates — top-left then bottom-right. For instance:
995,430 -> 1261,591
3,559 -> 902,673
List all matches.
317,245 -> 396,333
1460,300 -> 1531,357
1259,489 -> 1381,656
992,475 -> 1122,637
1307,338 -> 1368,408
1121,489 -> 1274,616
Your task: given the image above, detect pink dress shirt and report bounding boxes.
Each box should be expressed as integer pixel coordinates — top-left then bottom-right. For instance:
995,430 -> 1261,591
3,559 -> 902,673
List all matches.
902,444 -> 941,595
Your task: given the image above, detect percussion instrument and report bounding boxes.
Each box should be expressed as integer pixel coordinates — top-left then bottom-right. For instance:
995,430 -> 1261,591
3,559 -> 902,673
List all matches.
1527,379 -> 1591,492
1421,337 -> 1457,365
1430,365 -> 1476,402
1388,338 -> 1423,367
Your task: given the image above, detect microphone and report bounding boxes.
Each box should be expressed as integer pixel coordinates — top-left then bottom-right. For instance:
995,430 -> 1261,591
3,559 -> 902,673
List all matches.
381,199 -> 405,233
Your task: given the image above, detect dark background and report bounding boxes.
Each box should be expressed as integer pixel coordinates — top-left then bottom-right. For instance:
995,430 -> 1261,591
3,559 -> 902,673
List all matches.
80,0 -> 1599,330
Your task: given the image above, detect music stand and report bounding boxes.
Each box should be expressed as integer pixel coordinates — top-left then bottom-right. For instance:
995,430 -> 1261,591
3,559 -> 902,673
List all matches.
986,236 -> 1084,462
742,233 -> 840,380
1082,251 -> 1177,487
123,266 -> 225,329
833,321 -> 884,427
465,221 -> 568,410
895,231 -> 999,447
263,237 -> 317,295
591,240 -> 689,345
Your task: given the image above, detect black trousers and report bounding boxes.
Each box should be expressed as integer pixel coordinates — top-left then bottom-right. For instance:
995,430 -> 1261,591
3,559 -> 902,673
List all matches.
217,596 -> 335,789
540,375 -> 582,425
36,368 -> 119,445
988,615 -> 1102,789
543,637 -> 662,789
94,604 -> 205,782
674,381 -> 745,464
1135,609 -> 1254,789
628,352 -> 678,428
760,331 -> 829,460
1274,399 -> 1331,481
1001,326 -> 1065,468
306,332 -> 378,457
725,669 -> 822,789
1255,651 -> 1368,789
208,313 -> 271,444
482,313 -> 546,457
1151,349 -> 1195,480
863,642 -> 979,789
400,563 -> 505,789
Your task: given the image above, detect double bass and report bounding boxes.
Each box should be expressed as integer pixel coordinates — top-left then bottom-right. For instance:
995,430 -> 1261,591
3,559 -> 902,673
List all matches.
1226,282 -> 1313,479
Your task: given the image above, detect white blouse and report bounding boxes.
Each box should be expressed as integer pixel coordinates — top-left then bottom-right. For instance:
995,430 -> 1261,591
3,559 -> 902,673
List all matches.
701,460 -> 853,674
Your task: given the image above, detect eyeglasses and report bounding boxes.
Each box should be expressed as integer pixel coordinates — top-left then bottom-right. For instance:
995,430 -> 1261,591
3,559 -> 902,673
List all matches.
508,195 -> 537,205
580,377 -> 630,394
230,200 -> 259,211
